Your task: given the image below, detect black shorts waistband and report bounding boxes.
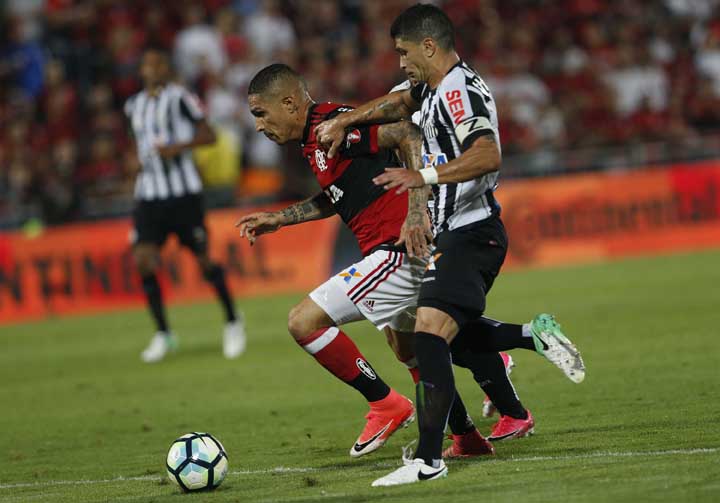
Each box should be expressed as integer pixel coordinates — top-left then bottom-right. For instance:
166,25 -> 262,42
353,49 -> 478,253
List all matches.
368,242 -> 407,256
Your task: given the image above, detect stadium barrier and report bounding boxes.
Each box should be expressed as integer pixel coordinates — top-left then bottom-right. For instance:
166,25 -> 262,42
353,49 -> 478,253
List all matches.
500,160 -> 720,268
2,161 -> 719,323
0,206 -> 339,324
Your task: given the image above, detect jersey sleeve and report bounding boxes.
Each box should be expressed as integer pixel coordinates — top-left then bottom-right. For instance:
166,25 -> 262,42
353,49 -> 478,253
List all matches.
341,125 -> 380,157
321,105 -> 381,158
123,96 -> 135,119
439,74 -> 495,151
179,89 -> 205,122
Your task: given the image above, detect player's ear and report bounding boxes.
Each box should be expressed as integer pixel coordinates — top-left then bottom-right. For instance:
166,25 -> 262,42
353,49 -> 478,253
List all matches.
422,38 -> 436,58
281,96 -> 298,114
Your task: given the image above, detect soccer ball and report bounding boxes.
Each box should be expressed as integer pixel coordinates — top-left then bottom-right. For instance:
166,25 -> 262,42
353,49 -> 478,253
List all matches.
166,432 -> 229,492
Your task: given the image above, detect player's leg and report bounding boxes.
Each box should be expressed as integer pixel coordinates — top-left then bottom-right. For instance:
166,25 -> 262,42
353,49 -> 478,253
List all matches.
452,349 -> 535,443
195,250 -> 246,359
179,196 -> 245,359
455,315 -> 585,383
132,202 -> 177,363
289,295 -> 413,457
384,327 -> 493,457
373,220 -> 504,487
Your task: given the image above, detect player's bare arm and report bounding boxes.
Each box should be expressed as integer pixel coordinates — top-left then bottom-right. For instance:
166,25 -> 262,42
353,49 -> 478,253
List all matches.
315,90 -> 419,158
156,120 -> 217,159
374,135 -> 501,194
235,192 -> 335,244
376,121 -> 432,257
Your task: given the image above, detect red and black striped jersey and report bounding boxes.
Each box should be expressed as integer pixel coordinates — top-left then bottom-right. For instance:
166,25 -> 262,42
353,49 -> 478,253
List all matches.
301,102 -> 408,255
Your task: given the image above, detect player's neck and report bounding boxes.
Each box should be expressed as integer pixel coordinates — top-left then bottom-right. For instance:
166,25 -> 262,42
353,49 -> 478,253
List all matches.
426,52 -> 461,89
146,82 -> 166,96
294,98 -> 315,141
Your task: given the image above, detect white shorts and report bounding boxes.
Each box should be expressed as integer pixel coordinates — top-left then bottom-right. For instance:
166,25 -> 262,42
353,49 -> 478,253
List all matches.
309,248 -> 427,332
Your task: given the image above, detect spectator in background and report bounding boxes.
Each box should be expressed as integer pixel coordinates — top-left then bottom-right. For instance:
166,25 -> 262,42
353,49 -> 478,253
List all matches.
605,45 -> 669,117
174,3 -> 226,84
244,0 -> 296,60
1,17 -> 45,99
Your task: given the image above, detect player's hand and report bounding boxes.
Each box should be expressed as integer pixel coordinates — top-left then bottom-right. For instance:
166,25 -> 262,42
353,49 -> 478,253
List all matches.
235,212 -> 283,245
315,118 -> 345,159
373,168 -> 425,194
396,209 -> 433,258
155,143 -> 186,159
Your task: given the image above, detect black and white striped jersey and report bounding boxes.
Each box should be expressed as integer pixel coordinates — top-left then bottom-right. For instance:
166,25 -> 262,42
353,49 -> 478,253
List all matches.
124,83 -> 205,201
408,60 -> 501,234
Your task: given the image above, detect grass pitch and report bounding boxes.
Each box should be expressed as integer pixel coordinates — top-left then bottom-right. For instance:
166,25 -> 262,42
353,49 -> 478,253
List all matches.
1,250 -> 719,502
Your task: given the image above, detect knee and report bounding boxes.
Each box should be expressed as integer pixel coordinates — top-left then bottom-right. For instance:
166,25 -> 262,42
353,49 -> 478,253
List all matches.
288,304 -> 313,341
415,307 -> 458,341
134,249 -> 157,277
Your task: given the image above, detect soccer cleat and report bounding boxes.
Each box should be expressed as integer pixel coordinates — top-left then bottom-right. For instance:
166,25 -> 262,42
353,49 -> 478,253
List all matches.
371,456 -> 448,487
530,314 -> 585,383
442,428 -> 495,458
350,390 -> 415,458
482,352 -> 515,418
141,332 -> 178,363
223,319 -> 247,359
488,410 -> 535,442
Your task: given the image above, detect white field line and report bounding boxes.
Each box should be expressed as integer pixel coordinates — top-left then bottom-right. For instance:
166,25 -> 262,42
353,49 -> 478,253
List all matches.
0,447 -> 717,491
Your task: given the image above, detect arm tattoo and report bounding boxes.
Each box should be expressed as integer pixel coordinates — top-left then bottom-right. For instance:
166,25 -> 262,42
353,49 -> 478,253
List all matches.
377,121 -> 430,215
352,93 -> 410,124
279,192 -> 335,225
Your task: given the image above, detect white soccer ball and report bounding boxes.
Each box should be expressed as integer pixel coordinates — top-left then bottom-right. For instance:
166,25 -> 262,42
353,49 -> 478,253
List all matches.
166,432 -> 229,492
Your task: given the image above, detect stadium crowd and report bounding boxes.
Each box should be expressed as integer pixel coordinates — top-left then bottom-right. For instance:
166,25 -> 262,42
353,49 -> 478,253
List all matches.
2,0 -> 720,226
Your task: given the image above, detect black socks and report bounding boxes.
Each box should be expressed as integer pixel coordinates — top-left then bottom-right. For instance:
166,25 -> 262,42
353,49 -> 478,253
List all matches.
414,332 -> 455,467
141,274 -> 169,333
204,264 -> 237,323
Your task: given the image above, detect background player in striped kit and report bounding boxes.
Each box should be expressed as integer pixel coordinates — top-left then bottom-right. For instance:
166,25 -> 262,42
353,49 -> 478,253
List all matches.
125,48 -> 246,363
316,4 -> 585,486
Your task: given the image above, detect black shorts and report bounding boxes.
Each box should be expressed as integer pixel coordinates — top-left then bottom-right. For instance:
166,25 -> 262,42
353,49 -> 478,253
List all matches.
418,215 -> 508,327
131,194 -> 208,255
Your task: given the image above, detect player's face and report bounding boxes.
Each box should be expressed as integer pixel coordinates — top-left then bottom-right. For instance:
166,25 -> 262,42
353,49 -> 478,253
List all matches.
140,51 -> 169,87
248,94 -> 294,145
394,38 -> 428,83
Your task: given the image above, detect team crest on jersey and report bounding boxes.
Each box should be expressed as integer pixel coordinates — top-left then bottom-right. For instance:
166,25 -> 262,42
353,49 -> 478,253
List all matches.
339,267 -> 363,283
315,149 -> 328,171
356,358 -> 377,380
422,153 -> 448,169
345,129 -> 361,148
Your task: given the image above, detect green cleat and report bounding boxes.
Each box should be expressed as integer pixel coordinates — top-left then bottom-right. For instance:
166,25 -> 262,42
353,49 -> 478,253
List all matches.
530,314 -> 585,383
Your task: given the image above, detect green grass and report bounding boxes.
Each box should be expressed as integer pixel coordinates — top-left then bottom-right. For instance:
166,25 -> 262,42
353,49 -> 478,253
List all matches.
1,250 -> 719,502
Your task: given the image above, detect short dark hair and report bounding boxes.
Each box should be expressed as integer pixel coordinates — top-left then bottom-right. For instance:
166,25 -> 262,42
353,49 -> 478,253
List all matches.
390,3 -> 455,50
248,63 -> 306,96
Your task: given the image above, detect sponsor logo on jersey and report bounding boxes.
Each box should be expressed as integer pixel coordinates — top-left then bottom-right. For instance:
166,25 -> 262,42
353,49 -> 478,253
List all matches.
339,267 -> 363,283
362,299 -> 375,312
422,153 -> 448,169
445,89 -> 466,124
315,149 -> 327,172
345,129 -> 362,148
356,358 -> 377,380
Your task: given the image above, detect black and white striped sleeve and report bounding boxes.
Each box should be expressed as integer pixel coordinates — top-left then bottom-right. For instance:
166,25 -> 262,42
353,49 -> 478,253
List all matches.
439,73 -> 495,151
178,89 -> 205,122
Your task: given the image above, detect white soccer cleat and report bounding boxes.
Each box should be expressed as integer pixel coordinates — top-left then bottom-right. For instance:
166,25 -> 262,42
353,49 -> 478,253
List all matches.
141,332 -> 178,363
223,320 -> 246,359
371,457 -> 448,487
530,314 -> 585,383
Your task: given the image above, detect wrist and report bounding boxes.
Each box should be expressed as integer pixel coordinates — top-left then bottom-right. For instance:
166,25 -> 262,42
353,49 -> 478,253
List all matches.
419,167 -> 438,185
